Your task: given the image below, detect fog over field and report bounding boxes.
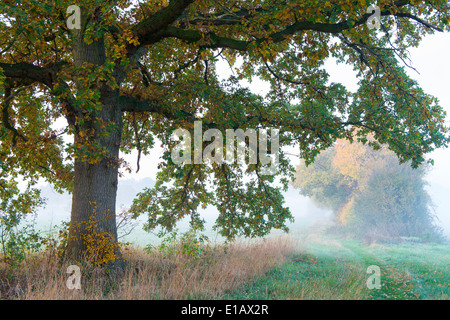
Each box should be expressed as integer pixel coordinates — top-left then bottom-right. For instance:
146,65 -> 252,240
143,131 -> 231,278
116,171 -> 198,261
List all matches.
32,173 -> 449,247
32,178 -> 333,246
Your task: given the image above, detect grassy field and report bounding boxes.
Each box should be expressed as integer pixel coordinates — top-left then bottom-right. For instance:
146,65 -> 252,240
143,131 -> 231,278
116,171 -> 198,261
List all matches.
0,235 -> 295,299
225,228 -> 450,300
1,224 -> 449,300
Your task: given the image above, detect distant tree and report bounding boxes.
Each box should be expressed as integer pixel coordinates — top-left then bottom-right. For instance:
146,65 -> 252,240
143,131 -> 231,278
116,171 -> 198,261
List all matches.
292,137 -> 443,241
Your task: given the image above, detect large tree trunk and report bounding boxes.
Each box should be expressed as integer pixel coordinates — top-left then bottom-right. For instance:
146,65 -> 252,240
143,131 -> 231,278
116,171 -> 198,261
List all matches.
65,89 -> 123,265
65,88 -> 123,266
64,28 -> 124,269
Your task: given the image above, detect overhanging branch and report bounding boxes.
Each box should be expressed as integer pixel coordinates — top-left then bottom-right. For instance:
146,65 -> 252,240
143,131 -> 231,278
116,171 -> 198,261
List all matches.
0,62 -> 56,88
127,0 -> 439,55
0,62 -> 82,128
128,0 -> 195,57
119,94 -> 196,123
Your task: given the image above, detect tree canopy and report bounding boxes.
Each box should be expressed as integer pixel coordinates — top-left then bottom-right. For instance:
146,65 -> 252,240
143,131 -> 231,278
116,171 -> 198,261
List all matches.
1,0 -> 450,262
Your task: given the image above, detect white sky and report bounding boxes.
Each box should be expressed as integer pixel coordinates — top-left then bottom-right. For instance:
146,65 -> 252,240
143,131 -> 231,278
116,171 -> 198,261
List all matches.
403,33 -> 450,188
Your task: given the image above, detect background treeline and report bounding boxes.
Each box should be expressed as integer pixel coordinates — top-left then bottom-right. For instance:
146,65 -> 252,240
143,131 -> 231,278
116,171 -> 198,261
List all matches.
293,136 -> 444,243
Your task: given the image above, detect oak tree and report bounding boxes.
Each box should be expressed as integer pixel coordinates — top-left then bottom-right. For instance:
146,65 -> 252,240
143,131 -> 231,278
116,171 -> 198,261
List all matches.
1,0 -> 449,265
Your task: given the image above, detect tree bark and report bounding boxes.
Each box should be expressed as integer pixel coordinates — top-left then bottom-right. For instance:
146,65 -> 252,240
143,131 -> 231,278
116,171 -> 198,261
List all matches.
64,28 -> 124,270
65,88 -> 123,266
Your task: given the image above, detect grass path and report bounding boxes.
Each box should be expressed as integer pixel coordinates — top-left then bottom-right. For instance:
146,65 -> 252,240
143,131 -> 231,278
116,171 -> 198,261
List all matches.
340,240 -> 417,300
224,231 -> 450,300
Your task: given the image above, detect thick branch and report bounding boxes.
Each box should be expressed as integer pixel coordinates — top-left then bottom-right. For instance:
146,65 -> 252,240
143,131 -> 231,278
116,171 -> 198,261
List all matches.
128,0 -> 195,56
128,0 -> 424,54
126,0 -> 443,68
131,14 -> 372,52
0,62 -> 56,88
119,94 -> 195,122
0,62 -> 82,128
119,94 -> 315,140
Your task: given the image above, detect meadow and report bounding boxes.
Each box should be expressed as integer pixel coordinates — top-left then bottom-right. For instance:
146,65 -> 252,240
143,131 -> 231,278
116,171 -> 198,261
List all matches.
0,224 -> 448,300
226,228 -> 450,300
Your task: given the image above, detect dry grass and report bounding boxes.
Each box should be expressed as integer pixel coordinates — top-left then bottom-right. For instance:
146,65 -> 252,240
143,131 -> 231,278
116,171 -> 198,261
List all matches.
0,235 -> 295,300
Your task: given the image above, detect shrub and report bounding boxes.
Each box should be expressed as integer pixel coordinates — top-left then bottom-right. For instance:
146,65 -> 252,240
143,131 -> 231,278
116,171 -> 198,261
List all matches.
0,215 -> 43,269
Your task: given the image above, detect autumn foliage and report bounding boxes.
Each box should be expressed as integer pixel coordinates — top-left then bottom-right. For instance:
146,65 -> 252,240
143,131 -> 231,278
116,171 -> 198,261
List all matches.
293,136 -> 443,242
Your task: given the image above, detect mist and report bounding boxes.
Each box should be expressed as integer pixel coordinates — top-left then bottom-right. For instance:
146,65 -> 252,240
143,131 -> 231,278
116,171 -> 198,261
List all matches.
28,173 -> 450,247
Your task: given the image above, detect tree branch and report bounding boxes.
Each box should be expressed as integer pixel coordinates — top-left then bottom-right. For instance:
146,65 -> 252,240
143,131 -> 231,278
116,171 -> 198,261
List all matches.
394,12 -> 444,32
0,62 -> 56,88
0,62 -> 82,128
128,0 -> 422,54
119,94 -> 196,123
128,0 -> 195,57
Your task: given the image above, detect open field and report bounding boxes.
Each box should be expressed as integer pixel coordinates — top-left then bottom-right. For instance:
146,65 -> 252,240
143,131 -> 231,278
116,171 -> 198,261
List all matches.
225,228 -> 450,300
0,225 -> 448,300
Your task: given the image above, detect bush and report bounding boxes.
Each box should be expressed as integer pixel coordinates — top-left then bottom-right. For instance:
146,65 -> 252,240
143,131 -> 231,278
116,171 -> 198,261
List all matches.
145,228 -> 210,259
0,216 -> 43,269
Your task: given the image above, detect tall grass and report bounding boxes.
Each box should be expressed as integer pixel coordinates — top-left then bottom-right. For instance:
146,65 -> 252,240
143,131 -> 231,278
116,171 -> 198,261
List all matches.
224,251 -> 371,300
0,236 -> 295,300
